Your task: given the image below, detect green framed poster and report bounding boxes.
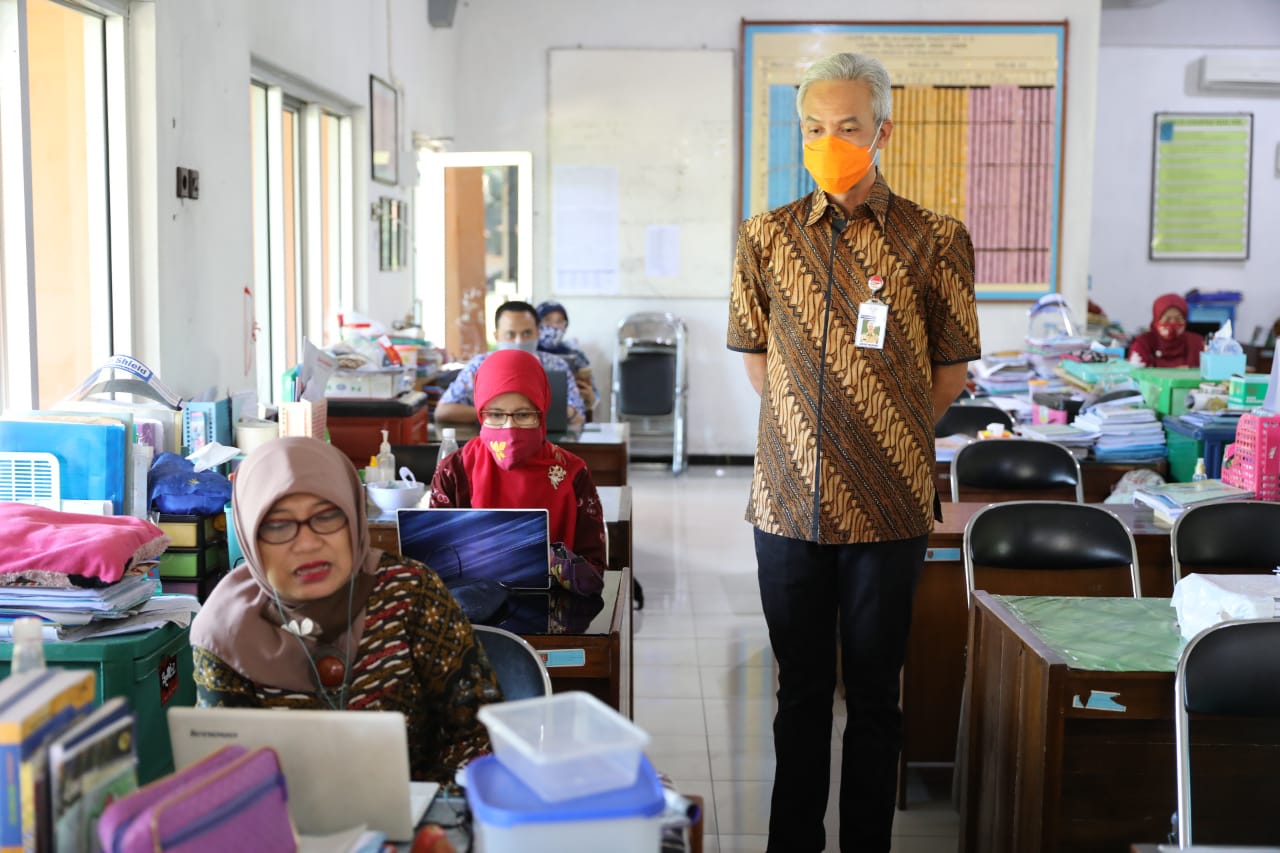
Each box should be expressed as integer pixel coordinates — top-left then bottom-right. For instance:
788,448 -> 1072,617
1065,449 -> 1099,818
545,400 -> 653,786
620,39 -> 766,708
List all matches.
1149,112 -> 1252,260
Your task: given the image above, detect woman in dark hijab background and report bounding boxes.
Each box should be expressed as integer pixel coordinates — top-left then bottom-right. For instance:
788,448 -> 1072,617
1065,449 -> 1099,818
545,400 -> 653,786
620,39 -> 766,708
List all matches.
190,436 -> 500,782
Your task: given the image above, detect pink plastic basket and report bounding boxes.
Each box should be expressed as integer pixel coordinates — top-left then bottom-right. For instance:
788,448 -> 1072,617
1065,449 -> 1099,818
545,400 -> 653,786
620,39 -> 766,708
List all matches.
1221,412 -> 1280,501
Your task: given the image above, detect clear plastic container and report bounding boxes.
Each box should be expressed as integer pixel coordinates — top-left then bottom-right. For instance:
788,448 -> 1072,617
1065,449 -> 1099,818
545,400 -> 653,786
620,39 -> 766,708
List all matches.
476,691 -> 651,802
11,617 -> 46,674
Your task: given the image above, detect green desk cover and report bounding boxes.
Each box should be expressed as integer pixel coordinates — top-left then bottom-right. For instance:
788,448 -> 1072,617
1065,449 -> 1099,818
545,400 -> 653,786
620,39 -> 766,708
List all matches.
997,595 -> 1185,672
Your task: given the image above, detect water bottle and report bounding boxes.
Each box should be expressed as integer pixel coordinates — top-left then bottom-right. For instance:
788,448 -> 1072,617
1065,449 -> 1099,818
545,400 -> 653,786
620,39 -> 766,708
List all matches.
11,617 -> 46,675
437,428 -> 459,468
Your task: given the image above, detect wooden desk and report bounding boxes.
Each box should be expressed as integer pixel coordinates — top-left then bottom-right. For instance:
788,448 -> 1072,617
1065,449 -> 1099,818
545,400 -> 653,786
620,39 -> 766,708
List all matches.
961,593 -> 1280,852
1133,847 -> 1280,852
935,458 -> 1168,504
423,422 -> 631,486
901,502 -> 1173,796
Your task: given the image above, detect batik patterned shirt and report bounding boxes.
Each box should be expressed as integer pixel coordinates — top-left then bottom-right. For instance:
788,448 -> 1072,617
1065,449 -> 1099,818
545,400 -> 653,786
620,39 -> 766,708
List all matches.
193,553 -> 501,783
727,176 -> 981,544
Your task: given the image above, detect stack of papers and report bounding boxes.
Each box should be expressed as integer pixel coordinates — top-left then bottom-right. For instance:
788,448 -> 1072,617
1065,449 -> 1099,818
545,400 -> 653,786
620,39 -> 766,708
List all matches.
1019,422 -> 1100,449
0,575 -> 199,641
1074,403 -> 1167,462
971,354 -> 1037,395
1025,336 -> 1093,379
1132,478 -> 1255,525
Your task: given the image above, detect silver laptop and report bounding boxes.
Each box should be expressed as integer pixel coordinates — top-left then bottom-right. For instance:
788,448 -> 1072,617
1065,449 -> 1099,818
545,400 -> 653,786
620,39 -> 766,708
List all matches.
167,707 -> 437,840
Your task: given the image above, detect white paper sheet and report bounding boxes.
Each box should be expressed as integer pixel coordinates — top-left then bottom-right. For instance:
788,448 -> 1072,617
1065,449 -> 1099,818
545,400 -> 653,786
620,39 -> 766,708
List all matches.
645,224 -> 680,277
552,166 -> 619,295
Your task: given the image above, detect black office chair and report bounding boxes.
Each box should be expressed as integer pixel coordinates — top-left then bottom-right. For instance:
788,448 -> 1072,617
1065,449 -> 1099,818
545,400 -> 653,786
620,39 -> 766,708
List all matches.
963,500 -> 1141,607
1174,618 -> 1280,847
472,624 -> 552,700
950,437 -> 1084,503
935,403 -> 1014,438
1170,500 -> 1280,583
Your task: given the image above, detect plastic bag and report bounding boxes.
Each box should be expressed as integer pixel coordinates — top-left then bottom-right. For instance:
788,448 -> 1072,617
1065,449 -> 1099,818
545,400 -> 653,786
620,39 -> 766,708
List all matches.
147,452 -> 231,515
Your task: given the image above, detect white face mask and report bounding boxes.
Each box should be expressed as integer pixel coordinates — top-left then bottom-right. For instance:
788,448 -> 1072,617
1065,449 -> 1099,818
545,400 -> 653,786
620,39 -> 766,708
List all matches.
497,340 -> 538,354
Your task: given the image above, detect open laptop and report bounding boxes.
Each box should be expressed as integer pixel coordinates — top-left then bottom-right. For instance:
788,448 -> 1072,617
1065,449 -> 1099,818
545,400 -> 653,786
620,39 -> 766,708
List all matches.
544,368 -> 570,434
167,707 -> 437,841
396,507 -> 552,590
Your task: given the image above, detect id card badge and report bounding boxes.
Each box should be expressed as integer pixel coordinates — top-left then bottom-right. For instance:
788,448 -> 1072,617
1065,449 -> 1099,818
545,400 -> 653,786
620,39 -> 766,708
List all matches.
855,275 -> 888,350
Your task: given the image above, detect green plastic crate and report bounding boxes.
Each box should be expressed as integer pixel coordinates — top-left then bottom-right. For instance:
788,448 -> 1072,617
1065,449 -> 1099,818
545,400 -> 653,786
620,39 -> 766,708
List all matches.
0,624 -> 196,783
1133,367 -> 1203,417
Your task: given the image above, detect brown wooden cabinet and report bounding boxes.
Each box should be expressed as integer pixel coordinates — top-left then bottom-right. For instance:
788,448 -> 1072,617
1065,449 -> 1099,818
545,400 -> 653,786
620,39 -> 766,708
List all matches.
326,397 -> 430,467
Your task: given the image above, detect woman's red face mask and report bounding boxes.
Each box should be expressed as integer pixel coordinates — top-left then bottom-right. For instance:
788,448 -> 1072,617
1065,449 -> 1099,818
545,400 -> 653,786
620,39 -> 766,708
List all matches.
1154,320 -> 1186,340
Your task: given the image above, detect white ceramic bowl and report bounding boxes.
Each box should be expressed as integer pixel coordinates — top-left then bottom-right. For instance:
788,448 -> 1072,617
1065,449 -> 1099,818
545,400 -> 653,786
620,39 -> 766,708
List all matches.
366,480 -> 427,512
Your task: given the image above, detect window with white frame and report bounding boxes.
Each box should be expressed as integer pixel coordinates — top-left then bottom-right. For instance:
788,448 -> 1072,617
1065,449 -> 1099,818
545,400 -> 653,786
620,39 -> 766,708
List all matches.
249,79 -> 353,404
0,0 -> 130,411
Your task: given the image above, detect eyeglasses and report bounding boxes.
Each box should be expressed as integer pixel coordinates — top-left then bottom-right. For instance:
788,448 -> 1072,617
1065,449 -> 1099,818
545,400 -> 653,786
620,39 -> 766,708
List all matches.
480,409 -> 541,428
258,507 -> 348,545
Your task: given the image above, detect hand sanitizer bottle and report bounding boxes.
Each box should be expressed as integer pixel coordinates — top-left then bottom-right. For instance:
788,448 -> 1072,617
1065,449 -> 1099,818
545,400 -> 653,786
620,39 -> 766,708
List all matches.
1192,458 -> 1207,482
437,428 -> 459,469
376,430 -> 396,484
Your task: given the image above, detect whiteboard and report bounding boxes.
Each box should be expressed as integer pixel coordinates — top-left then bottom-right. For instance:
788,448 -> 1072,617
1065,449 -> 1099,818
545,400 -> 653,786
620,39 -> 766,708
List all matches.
549,49 -> 735,299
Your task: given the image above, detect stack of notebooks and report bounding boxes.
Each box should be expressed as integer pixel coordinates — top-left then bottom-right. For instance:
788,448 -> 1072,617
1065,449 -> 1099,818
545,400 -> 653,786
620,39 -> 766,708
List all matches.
1132,478 -> 1255,526
1073,400 -> 1167,462
1018,422 -> 1101,458
0,670 -> 138,851
0,574 -> 198,642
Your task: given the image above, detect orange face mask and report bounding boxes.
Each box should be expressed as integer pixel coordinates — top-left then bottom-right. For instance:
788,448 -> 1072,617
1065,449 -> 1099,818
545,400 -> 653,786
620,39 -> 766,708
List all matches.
803,125 -> 882,195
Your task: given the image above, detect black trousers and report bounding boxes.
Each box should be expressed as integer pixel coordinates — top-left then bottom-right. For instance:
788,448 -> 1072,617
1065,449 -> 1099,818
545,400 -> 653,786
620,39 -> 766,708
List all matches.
754,528 -> 928,853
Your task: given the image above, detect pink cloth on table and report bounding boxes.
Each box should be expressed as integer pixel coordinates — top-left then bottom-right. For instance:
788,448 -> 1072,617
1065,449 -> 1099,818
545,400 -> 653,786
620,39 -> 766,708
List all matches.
0,503 -> 169,584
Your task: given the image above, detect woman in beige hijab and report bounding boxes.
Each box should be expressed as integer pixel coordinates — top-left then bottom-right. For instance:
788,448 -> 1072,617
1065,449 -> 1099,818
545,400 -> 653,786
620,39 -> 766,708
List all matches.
190,437 -> 500,783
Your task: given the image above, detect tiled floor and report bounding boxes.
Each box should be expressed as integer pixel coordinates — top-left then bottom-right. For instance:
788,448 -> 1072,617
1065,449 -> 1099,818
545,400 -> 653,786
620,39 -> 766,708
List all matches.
630,465 -> 959,853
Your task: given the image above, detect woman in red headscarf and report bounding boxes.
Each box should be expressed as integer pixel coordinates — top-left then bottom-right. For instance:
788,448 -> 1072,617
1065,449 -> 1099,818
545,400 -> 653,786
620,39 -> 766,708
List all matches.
1129,293 -> 1205,368
429,349 -> 606,594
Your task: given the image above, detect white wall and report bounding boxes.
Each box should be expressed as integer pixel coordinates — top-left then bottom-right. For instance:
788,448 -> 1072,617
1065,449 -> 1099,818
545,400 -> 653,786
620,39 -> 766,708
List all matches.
451,0 -> 1102,455
1090,0 -> 1280,339
136,0 -> 455,396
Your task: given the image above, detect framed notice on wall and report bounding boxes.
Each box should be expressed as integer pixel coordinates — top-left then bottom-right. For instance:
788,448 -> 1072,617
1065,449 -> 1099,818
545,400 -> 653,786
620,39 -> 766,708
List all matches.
741,21 -> 1068,302
1149,112 -> 1252,261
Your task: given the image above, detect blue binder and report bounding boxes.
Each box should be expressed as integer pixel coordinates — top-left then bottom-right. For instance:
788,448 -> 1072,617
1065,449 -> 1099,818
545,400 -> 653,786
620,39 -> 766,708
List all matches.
0,417 -> 128,513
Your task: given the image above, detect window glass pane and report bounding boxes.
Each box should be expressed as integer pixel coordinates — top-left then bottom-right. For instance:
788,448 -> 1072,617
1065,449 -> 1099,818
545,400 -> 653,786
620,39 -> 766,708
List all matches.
250,83 -> 270,392
320,113 -> 340,347
27,0 -> 108,404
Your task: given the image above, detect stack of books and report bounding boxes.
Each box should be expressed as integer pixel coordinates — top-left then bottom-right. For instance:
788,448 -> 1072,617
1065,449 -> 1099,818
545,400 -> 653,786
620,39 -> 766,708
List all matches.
1018,422 -> 1100,457
1074,402 -> 1167,462
971,353 -> 1038,396
0,671 -> 138,850
0,573 -> 199,642
1132,478 -> 1255,526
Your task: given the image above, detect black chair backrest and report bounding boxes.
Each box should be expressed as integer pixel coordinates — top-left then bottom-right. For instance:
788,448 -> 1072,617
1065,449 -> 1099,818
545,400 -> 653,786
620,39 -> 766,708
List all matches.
1181,619 -> 1280,716
967,501 -> 1136,570
1171,500 -> 1280,581
951,438 -> 1083,502
619,350 -> 677,416
935,404 -> 1014,438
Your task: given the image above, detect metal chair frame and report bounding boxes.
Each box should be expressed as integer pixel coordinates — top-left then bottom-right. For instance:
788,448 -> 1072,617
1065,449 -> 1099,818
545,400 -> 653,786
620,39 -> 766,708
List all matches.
1173,618 -> 1280,847
472,624 -> 552,699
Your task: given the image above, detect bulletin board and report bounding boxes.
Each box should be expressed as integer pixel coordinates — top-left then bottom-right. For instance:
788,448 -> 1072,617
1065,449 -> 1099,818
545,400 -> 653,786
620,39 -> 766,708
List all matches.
1148,112 -> 1252,261
548,48 -> 735,299
742,21 -> 1068,301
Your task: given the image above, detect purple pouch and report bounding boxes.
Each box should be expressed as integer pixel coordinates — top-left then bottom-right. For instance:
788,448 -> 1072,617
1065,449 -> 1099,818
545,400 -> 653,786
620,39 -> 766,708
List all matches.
98,745 -> 296,852
549,543 -> 605,597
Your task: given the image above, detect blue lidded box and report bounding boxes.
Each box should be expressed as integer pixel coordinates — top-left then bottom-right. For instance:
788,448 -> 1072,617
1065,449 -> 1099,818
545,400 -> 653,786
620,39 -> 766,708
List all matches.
466,754 -> 666,853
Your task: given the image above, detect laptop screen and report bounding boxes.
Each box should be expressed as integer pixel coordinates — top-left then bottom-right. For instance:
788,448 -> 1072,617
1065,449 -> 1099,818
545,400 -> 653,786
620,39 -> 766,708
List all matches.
167,707 -> 436,841
396,507 -> 551,590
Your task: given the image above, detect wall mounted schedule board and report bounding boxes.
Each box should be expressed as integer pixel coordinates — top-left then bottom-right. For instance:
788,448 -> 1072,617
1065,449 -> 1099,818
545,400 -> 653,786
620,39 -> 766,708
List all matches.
1149,112 -> 1252,261
549,48 -> 735,299
742,22 -> 1068,302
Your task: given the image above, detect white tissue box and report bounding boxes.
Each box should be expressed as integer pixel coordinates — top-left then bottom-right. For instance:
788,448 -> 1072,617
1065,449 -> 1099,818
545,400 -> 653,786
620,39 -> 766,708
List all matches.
1170,573 -> 1280,640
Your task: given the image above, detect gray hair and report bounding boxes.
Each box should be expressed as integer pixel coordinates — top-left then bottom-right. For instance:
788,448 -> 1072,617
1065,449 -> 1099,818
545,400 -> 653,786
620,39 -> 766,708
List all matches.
796,53 -> 893,123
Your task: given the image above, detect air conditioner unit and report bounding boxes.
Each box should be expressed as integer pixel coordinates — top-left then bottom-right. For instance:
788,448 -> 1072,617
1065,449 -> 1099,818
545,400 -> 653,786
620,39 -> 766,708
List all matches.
1199,53 -> 1280,91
